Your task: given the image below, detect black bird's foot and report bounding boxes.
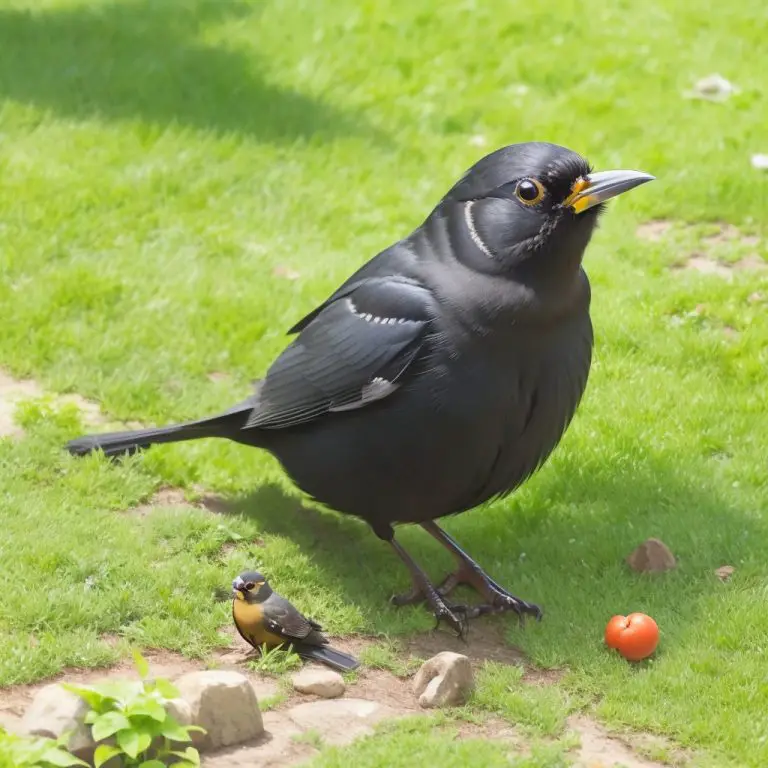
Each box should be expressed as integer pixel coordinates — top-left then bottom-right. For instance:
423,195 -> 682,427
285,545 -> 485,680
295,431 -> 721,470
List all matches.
385,534 -> 476,638
390,585 -> 426,606
391,583 -> 473,638
437,562 -> 542,624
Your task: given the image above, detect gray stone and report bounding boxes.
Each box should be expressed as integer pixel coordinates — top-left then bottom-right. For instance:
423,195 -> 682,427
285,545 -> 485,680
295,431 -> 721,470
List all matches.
251,678 -> 280,703
19,684 -> 94,756
175,670 -> 263,751
412,652 -> 474,708
165,696 -> 193,727
286,698 -> 398,746
291,667 -> 345,698
202,712 -> 307,768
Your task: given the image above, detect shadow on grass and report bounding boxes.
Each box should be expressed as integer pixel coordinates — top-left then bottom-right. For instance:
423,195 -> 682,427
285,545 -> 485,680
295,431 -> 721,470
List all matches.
224,482 -> 423,629
221,449 -> 766,642
0,0 -> 377,143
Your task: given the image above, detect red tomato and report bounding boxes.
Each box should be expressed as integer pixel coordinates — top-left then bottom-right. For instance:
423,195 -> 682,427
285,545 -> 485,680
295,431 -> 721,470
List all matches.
604,613 -> 659,661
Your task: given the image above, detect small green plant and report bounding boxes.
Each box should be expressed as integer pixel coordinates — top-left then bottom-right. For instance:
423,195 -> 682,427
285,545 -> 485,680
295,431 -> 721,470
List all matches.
291,728 -> 324,749
358,638 -> 423,678
63,650 -> 204,767
257,692 -> 288,712
245,643 -> 302,676
0,727 -> 86,768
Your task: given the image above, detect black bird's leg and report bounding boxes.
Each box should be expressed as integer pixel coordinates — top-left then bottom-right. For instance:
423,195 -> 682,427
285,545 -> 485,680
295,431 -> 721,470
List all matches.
422,521 -> 543,622
384,534 -> 470,637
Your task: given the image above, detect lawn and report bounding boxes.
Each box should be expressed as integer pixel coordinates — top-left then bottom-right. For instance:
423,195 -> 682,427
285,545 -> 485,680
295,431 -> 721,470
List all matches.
0,0 -> 767,765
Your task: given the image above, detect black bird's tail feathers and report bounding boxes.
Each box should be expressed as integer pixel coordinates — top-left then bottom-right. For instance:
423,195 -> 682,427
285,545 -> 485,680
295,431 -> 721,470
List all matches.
66,399 -> 255,458
295,644 -> 360,672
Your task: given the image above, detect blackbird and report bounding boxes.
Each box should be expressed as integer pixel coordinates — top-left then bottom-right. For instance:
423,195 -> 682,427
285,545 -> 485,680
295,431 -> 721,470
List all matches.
67,142 -> 653,634
231,570 -> 359,671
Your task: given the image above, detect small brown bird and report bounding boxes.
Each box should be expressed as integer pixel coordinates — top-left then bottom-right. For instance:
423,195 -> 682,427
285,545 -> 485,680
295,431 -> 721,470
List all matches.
231,571 -> 359,672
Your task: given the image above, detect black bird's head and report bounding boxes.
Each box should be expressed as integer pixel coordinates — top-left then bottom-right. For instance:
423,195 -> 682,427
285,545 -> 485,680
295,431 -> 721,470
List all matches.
232,570 -> 273,604
434,142 -> 654,286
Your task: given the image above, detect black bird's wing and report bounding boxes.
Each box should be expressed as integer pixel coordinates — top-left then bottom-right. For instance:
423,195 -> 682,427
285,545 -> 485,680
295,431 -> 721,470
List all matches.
246,277 -> 434,430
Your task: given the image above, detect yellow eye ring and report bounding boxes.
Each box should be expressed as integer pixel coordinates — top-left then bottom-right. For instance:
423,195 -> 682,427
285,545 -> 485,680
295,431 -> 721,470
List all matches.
514,178 -> 545,206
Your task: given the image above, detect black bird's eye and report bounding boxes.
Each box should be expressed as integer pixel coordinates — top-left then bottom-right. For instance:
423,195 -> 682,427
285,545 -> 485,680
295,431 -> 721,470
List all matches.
244,582 -> 255,591
514,178 -> 545,206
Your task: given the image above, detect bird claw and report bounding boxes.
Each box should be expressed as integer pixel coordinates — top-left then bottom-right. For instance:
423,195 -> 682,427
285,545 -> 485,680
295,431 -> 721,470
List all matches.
390,558 -> 541,636
391,584 -> 476,639
434,565 -> 542,625
473,589 -> 543,624
432,599 -> 474,639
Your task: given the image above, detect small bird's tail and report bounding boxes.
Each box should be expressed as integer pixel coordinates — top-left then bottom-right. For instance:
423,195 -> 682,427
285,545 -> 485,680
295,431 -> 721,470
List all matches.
296,644 -> 360,672
66,400 -> 255,459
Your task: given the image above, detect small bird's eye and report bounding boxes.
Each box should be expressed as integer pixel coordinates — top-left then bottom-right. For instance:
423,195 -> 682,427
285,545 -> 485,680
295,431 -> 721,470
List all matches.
244,582 -> 255,591
515,178 -> 545,206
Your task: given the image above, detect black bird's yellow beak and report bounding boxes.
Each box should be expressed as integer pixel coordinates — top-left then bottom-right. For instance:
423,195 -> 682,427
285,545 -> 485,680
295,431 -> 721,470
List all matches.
563,170 -> 655,214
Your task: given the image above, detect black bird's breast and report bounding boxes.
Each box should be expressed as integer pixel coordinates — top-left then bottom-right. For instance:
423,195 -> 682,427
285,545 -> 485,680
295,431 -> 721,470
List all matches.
260,265 -> 593,529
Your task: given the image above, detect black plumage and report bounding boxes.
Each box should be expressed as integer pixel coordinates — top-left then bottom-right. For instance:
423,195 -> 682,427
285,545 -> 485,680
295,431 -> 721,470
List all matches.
67,143 -> 653,633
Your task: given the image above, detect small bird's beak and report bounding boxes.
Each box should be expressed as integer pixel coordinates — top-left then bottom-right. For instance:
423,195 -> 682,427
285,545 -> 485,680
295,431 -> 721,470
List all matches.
232,577 -> 246,599
563,170 -> 655,214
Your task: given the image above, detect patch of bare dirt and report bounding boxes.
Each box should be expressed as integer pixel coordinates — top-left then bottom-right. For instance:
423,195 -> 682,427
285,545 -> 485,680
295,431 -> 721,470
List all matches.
131,486 -> 232,516
405,615 -> 527,667
672,253 -> 767,277
453,716 -> 520,743
735,254 -> 768,271
636,221 -> 766,278
702,225 -> 760,247
523,666 -> 566,686
402,615 -> 565,683
674,254 -> 734,278
636,220 -> 674,241
348,666 -> 420,713
273,265 -> 301,280
0,371 -> 43,436
569,716 -> 685,767
0,369 -> 142,438
638,219 -> 761,247
627,730 -> 690,766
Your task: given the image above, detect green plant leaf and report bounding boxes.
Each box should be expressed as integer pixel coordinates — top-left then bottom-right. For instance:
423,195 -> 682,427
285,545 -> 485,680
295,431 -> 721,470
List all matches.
131,649 -> 150,680
136,730 -> 152,754
159,719 -> 193,742
138,761 -> 166,768
116,728 -> 142,759
151,679 -> 180,700
61,684 -> 105,712
89,679 -> 142,704
170,746 -> 201,766
127,698 -> 166,722
41,744 -> 89,767
83,711 -> 99,725
94,744 -> 123,768
92,711 -> 131,741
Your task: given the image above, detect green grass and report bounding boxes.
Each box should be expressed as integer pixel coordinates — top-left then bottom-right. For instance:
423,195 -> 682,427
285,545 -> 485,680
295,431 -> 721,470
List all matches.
311,716 -> 574,768
0,0 -> 766,765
